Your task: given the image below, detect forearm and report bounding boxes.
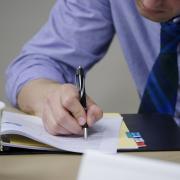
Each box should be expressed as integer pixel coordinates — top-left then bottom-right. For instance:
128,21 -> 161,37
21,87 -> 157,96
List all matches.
17,79 -> 61,116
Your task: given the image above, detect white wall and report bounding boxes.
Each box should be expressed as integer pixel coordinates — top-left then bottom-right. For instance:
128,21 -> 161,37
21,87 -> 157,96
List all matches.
0,0 -> 139,113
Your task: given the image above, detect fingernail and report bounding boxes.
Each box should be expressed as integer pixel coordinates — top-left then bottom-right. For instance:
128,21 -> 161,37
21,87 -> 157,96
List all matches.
79,117 -> 86,125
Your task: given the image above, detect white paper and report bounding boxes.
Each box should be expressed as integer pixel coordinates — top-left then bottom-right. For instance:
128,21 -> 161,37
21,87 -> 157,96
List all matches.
78,150 -> 180,180
0,111 -> 122,154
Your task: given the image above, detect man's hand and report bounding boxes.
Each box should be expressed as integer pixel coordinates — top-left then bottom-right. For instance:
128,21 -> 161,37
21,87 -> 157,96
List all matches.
17,79 -> 103,135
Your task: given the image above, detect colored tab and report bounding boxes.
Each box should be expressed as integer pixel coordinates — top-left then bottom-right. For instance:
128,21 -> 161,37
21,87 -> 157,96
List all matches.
136,142 -> 147,147
134,138 -> 144,143
126,132 -> 133,138
131,132 -> 141,138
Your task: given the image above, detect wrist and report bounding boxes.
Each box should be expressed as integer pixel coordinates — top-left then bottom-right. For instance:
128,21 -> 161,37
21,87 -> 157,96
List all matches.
17,79 -> 62,116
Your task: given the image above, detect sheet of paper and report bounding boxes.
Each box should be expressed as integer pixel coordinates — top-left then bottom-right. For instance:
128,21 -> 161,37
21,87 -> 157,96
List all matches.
78,150 -> 180,180
1,111 -> 122,154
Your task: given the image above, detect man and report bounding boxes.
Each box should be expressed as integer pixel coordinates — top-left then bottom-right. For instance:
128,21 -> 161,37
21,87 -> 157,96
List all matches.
6,0 -> 180,135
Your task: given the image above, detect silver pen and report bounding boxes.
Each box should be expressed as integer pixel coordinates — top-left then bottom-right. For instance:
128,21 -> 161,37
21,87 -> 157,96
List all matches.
76,66 -> 88,139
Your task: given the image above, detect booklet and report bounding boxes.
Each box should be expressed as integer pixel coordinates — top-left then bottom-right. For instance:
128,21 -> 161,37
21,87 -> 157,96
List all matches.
0,111 -> 123,154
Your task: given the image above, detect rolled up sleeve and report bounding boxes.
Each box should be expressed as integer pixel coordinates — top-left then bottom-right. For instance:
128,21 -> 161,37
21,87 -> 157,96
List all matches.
6,0 -> 115,106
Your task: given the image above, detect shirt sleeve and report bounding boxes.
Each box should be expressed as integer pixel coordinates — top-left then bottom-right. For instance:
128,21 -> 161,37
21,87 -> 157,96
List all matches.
5,0 -> 114,106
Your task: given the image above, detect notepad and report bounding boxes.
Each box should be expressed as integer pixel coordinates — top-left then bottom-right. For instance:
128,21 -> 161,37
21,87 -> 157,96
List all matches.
0,111 -> 122,154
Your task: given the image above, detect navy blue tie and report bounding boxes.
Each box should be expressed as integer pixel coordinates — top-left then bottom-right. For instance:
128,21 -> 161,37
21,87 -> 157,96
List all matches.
139,21 -> 180,115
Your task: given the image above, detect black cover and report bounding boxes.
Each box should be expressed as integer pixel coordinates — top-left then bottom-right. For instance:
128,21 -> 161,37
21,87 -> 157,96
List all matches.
119,113 -> 180,152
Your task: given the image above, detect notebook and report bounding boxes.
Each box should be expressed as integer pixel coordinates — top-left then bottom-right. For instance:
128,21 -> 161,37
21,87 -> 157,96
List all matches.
0,111 -> 124,154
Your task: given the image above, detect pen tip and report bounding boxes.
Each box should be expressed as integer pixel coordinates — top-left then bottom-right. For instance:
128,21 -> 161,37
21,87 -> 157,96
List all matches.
84,128 -> 88,139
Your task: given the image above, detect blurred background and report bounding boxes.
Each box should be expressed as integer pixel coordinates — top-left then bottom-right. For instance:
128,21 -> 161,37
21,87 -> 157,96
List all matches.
0,0 -> 139,113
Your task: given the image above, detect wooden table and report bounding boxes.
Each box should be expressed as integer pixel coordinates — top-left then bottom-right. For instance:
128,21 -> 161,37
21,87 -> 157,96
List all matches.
0,151 -> 180,180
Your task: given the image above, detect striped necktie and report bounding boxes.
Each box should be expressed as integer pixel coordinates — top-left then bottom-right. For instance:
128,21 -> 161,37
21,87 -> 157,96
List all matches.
139,20 -> 180,115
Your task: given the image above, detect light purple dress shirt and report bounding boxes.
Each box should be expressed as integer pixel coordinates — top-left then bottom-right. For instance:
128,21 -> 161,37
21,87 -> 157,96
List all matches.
6,0 -> 180,123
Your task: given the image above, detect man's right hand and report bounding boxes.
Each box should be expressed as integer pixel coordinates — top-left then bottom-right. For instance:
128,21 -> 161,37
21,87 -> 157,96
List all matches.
17,79 -> 103,135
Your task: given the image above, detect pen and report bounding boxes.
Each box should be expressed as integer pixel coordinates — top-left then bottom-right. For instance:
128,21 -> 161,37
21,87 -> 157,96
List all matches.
75,66 -> 88,139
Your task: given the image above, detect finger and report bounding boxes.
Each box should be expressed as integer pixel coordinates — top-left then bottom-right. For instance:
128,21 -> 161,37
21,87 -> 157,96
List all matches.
47,97 -> 83,135
42,103 -> 71,135
61,92 -> 87,126
86,96 -> 103,127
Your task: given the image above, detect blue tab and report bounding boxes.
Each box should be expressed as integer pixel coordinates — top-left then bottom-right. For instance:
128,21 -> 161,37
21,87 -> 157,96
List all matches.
126,132 -> 133,138
131,132 -> 141,138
